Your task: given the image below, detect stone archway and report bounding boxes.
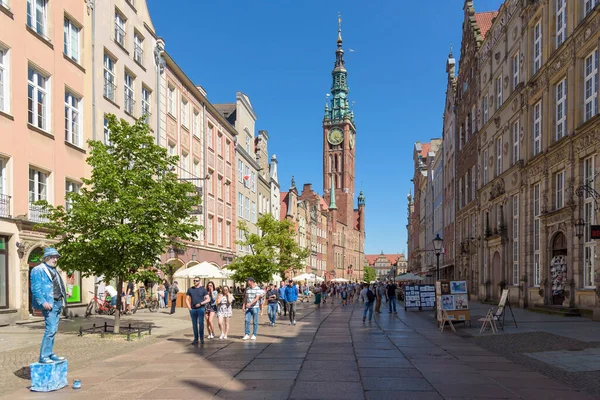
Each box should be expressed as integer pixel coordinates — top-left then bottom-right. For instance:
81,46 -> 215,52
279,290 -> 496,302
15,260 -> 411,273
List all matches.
492,251 -> 502,299
550,232 -> 568,305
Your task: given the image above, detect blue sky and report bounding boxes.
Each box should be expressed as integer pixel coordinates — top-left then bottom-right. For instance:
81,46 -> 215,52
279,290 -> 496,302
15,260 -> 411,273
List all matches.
147,0 -> 504,255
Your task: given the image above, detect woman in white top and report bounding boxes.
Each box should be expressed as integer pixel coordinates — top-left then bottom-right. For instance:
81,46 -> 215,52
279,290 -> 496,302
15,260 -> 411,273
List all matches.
216,286 -> 234,339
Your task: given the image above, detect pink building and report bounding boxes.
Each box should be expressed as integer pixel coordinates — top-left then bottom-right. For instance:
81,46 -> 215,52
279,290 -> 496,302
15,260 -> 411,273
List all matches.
0,0 -> 92,324
160,53 -> 237,288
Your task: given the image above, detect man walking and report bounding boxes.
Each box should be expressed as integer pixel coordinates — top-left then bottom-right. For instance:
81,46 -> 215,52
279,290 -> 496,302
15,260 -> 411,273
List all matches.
169,281 -> 179,314
284,279 -> 299,325
375,283 -> 384,313
278,281 -> 287,316
266,283 -> 279,326
30,247 -> 67,363
361,284 -> 375,323
185,279 -> 210,344
387,281 -> 398,314
242,277 -> 264,340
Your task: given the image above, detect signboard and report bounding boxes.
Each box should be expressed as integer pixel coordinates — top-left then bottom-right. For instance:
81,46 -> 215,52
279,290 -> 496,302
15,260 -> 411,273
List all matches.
436,280 -> 471,322
591,225 -> 600,240
419,285 -> 435,308
404,285 -> 421,308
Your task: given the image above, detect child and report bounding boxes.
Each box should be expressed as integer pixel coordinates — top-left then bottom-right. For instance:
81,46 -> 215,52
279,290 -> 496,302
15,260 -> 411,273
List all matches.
340,289 -> 348,306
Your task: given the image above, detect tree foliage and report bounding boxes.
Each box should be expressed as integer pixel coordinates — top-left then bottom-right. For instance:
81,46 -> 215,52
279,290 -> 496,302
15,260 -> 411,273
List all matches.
36,115 -> 201,331
363,266 -> 377,283
227,214 -> 310,284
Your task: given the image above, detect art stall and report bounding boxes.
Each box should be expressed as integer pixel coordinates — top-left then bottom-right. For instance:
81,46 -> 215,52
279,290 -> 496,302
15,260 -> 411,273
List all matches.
435,280 -> 471,328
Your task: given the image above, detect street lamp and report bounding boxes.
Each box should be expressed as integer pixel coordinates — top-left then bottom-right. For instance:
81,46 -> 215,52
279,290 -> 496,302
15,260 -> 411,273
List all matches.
575,218 -> 586,240
433,234 -> 443,282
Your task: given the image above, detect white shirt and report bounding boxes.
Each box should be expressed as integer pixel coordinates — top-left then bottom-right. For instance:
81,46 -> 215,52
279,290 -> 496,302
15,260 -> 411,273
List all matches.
360,288 -> 368,302
105,285 -> 118,297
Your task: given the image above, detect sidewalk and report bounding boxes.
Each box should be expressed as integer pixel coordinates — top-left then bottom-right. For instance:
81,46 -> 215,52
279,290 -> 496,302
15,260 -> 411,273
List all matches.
2,299 -> 595,399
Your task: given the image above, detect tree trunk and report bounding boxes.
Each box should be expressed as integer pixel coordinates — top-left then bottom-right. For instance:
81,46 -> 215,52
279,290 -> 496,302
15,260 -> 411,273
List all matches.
114,278 -> 123,334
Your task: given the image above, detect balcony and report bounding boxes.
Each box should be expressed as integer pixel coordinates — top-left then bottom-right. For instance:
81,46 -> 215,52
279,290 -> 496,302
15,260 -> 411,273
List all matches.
0,194 -> 10,218
114,25 -> 126,49
124,93 -> 135,116
141,110 -> 151,124
134,43 -> 143,65
29,203 -> 48,223
104,79 -> 116,102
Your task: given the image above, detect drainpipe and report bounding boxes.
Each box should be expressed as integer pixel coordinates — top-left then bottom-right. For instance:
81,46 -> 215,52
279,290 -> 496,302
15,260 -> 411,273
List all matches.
88,0 -> 96,141
452,105 -> 457,283
154,39 -> 165,146
202,104 -> 207,239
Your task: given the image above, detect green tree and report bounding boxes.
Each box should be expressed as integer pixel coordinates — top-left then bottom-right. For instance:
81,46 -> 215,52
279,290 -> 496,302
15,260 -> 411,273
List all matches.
363,266 -> 377,283
36,115 -> 201,332
228,214 -> 310,284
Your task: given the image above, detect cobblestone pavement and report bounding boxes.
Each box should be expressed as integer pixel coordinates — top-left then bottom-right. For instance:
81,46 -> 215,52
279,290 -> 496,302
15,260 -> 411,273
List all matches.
2,298 -> 596,399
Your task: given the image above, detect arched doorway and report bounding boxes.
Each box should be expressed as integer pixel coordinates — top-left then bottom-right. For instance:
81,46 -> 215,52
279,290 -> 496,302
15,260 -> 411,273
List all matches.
27,247 -> 44,316
492,251 -> 502,299
550,232 -> 568,305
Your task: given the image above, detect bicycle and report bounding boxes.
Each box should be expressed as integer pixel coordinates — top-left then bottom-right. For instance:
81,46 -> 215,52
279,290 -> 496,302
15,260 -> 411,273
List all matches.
85,291 -> 114,317
132,292 -> 159,314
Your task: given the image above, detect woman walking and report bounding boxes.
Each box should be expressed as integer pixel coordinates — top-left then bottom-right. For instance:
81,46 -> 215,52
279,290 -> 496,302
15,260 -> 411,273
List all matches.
205,281 -> 218,339
216,286 -> 233,339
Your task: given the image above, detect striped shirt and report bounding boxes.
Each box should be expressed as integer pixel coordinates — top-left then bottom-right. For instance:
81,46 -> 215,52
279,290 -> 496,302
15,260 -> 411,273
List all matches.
245,286 -> 265,309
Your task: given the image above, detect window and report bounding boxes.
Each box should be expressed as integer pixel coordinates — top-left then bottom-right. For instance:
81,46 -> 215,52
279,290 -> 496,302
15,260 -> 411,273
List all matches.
555,170 -> 565,209
496,136 -> 502,177
103,54 -> 116,101
168,142 -> 175,157
217,219 -> 222,246
207,124 -> 213,148
29,168 -> 48,221
458,177 -> 463,209
584,50 -> 598,122
251,171 -> 256,192
0,158 -> 5,198
141,87 -> 150,122
225,180 -> 230,203
245,135 -> 251,153
238,193 -> 243,218
533,20 -> 542,74
238,160 -> 243,182
0,48 -> 9,113
167,85 -> 175,116
207,216 -> 213,244
225,140 -> 231,162
556,78 -> 567,141
556,0 -> 566,46
114,12 -> 126,48
226,222 -> 231,248
28,67 -> 49,131
64,91 -> 81,146
512,120 -> 520,165
65,180 -> 80,211
193,110 -> 199,137
251,201 -> 256,223
181,98 -> 188,128
471,165 -> 476,200
585,0 -> 598,17
533,183 -> 540,286
217,133 -> 222,156
244,196 -> 250,221
217,176 -> 222,199
533,101 -> 542,156
512,195 -> 519,285
134,32 -> 143,65
180,152 -> 188,179
458,124 -> 463,150
496,75 -> 503,108
192,159 -> 199,179
27,0 -> 47,37
244,166 -> 250,188
465,116 -> 469,143
103,116 -> 111,145
471,106 -> 476,134
512,53 -> 519,90
584,156 -> 596,287
63,18 -> 80,62
0,236 -> 7,308
124,72 -> 134,115
483,149 -> 489,185
483,95 -> 489,124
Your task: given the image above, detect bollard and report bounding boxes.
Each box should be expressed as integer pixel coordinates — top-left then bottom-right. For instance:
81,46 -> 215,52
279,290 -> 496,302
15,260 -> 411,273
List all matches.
148,325 -> 152,335
104,321 -> 108,332
92,323 -> 96,334
78,326 -> 83,337
138,327 -> 141,338
127,332 -> 131,341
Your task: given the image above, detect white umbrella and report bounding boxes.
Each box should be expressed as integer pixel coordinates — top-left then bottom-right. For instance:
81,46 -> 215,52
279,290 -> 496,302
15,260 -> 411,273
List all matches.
396,273 -> 424,281
292,273 -> 323,282
220,268 -> 234,277
331,277 -> 348,283
174,261 -> 225,279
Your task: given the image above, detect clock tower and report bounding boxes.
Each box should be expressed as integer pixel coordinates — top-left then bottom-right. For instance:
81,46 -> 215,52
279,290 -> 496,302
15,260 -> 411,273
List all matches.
323,14 -> 356,228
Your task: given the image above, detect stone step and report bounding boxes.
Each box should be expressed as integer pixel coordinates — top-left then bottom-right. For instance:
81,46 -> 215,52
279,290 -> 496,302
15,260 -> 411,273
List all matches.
528,304 -> 581,317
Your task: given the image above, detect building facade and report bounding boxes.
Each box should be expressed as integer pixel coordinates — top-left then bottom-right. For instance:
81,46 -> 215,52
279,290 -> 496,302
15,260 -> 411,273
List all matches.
366,252 -> 407,280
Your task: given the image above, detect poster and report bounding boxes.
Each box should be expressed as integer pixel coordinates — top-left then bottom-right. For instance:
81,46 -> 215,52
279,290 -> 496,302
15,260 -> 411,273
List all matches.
404,285 -> 421,308
441,295 -> 455,310
450,281 -> 467,294
419,285 -> 435,308
453,294 -> 469,310
440,282 -> 451,295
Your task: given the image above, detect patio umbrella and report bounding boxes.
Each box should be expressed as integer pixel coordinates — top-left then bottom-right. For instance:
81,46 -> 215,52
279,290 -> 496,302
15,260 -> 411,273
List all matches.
331,277 -> 348,283
173,261 -> 225,279
292,273 -> 323,283
396,273 -> 424,281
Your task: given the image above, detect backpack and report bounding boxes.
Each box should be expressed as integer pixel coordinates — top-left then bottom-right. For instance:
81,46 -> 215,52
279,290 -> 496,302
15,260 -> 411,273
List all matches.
366,289 -> 375,303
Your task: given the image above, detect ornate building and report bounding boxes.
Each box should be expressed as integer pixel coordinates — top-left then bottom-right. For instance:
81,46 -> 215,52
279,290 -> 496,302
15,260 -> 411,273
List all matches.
366,252 -> 408,280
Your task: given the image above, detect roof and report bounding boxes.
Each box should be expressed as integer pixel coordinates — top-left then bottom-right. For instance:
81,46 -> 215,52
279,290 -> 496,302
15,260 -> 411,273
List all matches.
279,192 -> 289,220
475,11 -> 498,39
366,253 -> 406,266
213,103 -> 237,126
420,143 -> 431,158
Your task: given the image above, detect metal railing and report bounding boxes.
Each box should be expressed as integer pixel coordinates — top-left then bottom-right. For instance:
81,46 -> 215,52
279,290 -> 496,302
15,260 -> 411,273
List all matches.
104,78 -> 116,102
114,24 -> 126,48
141,110 -> 151,124
0,194 -> 10,218
134,43 -> 143,65
29,203 -> 48,223
124,93 -> 135,115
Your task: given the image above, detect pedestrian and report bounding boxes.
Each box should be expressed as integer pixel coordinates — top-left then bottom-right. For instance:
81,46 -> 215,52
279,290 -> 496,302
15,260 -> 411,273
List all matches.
163,279 -> 170,308
320,281 -> 327,304
157,283 -> 166,308
313,285 -> 322,307
216,286 -> 233,339
278,281 -> 287,316
186,278 -> 210,345
205,281 -> 217,339
104,283 -> 118,310
30,247 -> 66,363
387,281 -> 398,314
375,283 -> 384,313
259,284 -> 266,316
126,280 -> 135,313
169,281 -> 179,314
242,277 -> 264,340
361,284 -> 375,323
284,279 -> 299,325
340,288 -> 347,306
266,283 -> 279,326
348,283 -> 354,303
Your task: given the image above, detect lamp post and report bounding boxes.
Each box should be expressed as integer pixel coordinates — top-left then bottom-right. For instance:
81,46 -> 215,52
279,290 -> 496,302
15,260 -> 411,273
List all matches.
433,234 -> 443,282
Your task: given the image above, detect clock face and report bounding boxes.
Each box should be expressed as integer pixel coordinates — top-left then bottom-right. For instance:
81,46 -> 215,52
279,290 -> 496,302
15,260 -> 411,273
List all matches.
328,128 -> 343,145
349,134 -> 355,149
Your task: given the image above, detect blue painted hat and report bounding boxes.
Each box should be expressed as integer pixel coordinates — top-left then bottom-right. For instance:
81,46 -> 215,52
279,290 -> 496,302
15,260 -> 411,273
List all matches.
43,247 -> 60,258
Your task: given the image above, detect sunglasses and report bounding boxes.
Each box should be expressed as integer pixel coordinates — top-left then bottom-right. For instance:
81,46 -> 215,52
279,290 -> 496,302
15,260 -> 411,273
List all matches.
193,280 -> 200,283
